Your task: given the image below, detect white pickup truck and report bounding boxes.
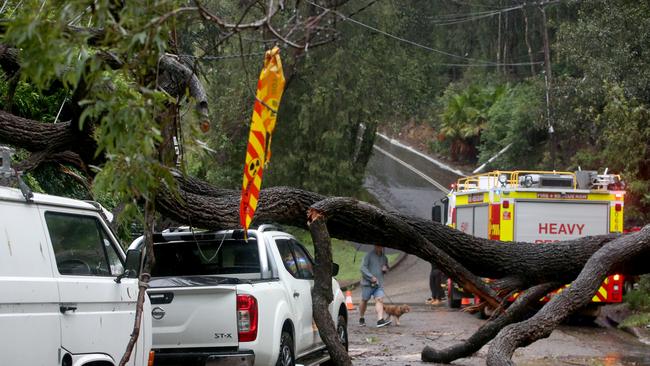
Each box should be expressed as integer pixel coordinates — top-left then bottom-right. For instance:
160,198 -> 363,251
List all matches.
129,225 -> 348,366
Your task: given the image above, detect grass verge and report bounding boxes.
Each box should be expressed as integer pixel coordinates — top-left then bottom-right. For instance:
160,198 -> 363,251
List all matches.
286,227 -> 399,283
622,274 -> 650,328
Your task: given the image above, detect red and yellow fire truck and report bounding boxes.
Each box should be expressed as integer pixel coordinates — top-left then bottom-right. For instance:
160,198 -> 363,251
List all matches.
436,170 -> 626,310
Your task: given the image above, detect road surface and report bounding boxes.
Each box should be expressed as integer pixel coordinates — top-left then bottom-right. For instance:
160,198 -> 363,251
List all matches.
349,138 -> 650,365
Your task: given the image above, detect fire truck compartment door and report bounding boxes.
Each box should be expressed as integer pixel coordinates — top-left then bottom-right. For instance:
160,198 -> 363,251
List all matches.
474,206 -> 489,239
514,201 -> 609,243
456,205 -> 489,239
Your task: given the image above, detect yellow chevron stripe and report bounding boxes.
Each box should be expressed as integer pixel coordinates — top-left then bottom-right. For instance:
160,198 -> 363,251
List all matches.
248,133 -> 265,157
598,286 -> 607,300
592,294 -> 601,302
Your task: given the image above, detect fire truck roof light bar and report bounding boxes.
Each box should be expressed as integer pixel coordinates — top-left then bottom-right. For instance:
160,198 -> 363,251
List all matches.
454,170 -> 622,192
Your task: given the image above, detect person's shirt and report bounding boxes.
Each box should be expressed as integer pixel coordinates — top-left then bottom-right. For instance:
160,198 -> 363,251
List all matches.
360,250 -> 388,287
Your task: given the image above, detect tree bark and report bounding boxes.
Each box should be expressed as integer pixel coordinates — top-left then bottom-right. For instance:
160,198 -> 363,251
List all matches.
0,111 -> 75,152
308,207 -> 353,366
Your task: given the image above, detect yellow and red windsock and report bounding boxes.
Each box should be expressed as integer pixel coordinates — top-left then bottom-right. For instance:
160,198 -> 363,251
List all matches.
239,46 -> 285,232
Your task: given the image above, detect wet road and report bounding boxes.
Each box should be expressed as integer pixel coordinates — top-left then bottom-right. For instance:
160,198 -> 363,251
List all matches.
353,139 -> 650,365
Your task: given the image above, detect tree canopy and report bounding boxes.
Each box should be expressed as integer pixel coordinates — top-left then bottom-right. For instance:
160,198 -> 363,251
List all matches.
0,1 -> 649,366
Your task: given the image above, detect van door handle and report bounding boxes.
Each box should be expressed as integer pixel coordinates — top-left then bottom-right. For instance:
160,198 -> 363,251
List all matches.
59,305 -> 77,313
293,291 -> 300,298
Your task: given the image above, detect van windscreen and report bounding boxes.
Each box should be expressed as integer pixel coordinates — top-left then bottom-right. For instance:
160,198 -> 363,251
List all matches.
151,239 -> 260,277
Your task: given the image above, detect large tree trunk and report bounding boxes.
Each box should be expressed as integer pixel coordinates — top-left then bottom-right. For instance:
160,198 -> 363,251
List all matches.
156,173 -> 650,284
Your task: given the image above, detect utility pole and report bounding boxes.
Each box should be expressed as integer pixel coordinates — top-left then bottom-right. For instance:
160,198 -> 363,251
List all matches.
522,2 -> 535,76
497,9 -> 501,72
539,1 -> 555,168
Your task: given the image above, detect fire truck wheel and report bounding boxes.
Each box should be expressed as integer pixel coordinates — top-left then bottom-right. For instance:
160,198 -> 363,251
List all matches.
623,280 -> 634,295
447,296 -> 461,309
447,279 -> 462,308
478,305 -> 493,319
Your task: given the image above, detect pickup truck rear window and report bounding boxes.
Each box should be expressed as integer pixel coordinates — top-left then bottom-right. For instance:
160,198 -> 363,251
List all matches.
151,239 -> 261,276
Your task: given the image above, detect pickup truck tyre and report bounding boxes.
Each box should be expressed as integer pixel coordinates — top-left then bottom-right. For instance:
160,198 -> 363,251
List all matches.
276,331 -> 295,366
336,314 -> 349,351
323,314 -> 349,366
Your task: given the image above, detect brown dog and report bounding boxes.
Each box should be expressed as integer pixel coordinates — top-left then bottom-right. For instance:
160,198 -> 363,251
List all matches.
383,304 -> 411,326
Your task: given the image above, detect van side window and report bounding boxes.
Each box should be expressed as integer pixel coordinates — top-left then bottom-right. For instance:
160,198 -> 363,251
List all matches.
45,212 -> 124,276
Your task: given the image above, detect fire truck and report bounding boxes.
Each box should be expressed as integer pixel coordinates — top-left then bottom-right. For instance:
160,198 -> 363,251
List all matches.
432,170 -> 627,312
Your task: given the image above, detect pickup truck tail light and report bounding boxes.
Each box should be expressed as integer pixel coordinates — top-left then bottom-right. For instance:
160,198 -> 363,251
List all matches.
237,294 -> 258,342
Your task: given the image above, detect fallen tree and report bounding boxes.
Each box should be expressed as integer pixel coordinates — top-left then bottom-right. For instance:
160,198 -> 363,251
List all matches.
0,2 -> 649,366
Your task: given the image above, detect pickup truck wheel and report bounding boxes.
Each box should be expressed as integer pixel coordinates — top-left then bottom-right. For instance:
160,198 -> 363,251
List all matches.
276,331 -> 295,366
337,315 -> 349,351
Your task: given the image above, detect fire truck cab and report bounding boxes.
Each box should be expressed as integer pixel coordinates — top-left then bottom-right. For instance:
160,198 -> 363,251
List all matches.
433,170 -> 626,310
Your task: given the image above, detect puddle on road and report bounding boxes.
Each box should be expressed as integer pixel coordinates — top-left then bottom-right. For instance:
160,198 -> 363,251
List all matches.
521,352 -> 650,366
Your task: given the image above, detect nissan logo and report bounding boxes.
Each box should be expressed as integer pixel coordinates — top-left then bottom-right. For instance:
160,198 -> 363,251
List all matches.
152,307 -> 166,320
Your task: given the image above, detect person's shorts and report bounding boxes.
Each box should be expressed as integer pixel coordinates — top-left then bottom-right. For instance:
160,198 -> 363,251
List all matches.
361,285 -> 385,301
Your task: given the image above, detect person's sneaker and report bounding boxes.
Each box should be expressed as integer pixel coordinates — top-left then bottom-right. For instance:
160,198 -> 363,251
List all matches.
359,317 -> 366,327
376,318 -> 391,328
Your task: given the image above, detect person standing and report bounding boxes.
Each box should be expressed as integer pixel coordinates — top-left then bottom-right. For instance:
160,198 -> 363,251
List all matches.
427,262 -> 444,305
359,245 -> 391,327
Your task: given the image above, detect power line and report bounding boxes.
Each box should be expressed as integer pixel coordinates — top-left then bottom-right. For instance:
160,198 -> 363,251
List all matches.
306,0 -> 543,67
426,1 -> 561,26
425,5 -> 523,22
428,5 -> 525,26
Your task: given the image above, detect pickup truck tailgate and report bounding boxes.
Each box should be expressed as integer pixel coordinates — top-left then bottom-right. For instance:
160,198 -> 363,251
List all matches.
148,277 -> 239,349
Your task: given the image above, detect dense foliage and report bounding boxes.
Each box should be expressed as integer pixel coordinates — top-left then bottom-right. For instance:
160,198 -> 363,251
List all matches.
1,1 -> 648,223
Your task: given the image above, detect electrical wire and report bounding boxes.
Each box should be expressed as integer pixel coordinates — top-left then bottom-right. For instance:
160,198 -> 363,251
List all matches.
306,0 -> 543,67
424,4 -> 523,23
427,1 -> 561,26
430,6 -> 524,26
0,0 -> 10,14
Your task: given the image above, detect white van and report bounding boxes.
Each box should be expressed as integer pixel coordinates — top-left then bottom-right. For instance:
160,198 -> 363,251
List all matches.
0,185 -> 152,366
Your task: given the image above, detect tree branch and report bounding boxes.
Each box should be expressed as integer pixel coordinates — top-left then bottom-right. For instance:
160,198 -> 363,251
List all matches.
308,207 -> 353,366
422,282 -> 558,363
486,226 -> 650,365
196,0 -> 279,30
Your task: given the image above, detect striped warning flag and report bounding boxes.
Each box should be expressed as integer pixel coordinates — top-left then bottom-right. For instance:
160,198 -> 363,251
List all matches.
239,46 -> 285,232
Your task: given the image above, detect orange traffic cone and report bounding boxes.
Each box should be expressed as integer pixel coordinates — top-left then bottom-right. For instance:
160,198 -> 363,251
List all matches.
345,290 -> 355,311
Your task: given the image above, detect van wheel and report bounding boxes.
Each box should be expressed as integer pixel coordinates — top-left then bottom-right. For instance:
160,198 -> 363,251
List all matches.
336,315 -> 349,351
276,331 -> 295,366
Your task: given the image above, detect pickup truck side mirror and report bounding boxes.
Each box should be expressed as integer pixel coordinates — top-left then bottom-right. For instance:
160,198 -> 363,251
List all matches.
332,262 -> 340,277
116,248 -> 143,283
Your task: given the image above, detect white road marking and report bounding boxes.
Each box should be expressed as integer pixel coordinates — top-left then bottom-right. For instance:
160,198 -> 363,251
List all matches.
376,133 -> 467,177
372,144 -> 450,193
